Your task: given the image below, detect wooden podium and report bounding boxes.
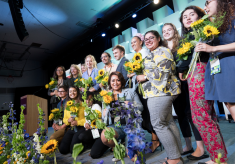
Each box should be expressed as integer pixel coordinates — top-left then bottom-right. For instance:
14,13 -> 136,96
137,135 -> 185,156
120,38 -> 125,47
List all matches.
20,95 -> 48,136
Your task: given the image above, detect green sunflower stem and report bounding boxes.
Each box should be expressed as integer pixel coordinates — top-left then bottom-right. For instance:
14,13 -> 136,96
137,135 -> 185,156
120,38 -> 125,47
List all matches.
54,152 -> 57,164
129,77 -> 132,88
121,159 -> 125,164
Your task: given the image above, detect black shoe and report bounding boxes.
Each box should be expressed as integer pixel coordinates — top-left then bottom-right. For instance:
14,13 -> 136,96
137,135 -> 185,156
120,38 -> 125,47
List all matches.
187,153 -> 209,160
151,140 -> 163,153
198,162 -> 207,164
181,148 -> 194,155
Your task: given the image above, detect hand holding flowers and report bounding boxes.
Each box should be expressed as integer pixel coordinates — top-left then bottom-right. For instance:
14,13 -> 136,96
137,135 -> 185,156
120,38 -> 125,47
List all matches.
95,69 -> 109,89
66,100 -> 80,130
45,77 -> 58,90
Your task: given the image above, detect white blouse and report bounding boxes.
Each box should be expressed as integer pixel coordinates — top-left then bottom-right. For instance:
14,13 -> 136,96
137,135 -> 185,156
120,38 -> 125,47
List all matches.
138,47 -> 149,59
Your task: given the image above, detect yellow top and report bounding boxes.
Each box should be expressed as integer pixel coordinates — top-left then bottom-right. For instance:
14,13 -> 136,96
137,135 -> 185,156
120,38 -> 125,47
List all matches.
63,103 -> 86,126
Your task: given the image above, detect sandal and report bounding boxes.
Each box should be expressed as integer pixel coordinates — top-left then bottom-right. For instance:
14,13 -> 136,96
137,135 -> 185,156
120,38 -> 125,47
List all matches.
151,139 -> 163,153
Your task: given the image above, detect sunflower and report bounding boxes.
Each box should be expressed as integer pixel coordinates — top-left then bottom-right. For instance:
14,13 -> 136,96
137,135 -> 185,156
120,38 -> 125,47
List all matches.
67,100 -> 73,106
49,113 -> 54,120
95,110 -> 102,118
203,25 -> 220,37
74,79 -> 78,83
70,106 -> 78,113
95,76 -> 99,80
177,42 -> 193,56
102,76 -> 109,83
89,77 -> 93,81
132,61 -> 141,71
80,78 -> 84,82
3,161 -> 8,164
91,120 -> 97,129
124,62 -> 132,68
45,84 -> 49,89
41,139 -> 58,154
103,95 -> 113,104
100,90 -> 108,96
7,155 -> 10,159
51,108 -> 60,113
49,81 -> 54,86
190,19 -> 204,28
98,69 -> 105,76
5,142 -> 8,145
133,53 -> 142,62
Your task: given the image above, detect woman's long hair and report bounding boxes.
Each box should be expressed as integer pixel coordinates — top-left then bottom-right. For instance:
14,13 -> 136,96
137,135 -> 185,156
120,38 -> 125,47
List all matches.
108,71 -> 126,89
162,23 -> 181,53
215,0 -> 235,33
85,55 -> 97,69
70,64 -> 82,78
53,66 -> 66,80
66,86 -> 82,103
179,6 -> 206,36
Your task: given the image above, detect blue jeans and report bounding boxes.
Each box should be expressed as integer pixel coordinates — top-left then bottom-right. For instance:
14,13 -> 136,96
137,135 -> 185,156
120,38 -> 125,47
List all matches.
108,125 -> 127,146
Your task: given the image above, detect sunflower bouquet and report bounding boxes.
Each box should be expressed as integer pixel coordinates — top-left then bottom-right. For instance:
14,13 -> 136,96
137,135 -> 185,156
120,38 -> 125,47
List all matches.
66,100 -> 81,130
124,53 -> 145,96
76,77 -> 94,90
45,77 -> 58,90
95,69 -> 109,89
49,108 -> 63,125
178,14 -> 224,79
73,76 -> 83,88
84,108 -> 102,129
94,90 -> 113,108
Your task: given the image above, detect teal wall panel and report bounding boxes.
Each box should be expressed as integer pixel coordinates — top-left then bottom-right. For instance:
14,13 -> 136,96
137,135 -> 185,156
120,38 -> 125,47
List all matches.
136,18 -> 154,34
153,5 -> 174,24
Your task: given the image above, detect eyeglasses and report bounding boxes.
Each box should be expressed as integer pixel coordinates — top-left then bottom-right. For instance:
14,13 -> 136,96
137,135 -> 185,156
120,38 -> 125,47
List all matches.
100,55 -> 109,60
58,91 -> 66,93
144,36 -> 155,42
56,69 -> 63,72
205,0 -> 213,6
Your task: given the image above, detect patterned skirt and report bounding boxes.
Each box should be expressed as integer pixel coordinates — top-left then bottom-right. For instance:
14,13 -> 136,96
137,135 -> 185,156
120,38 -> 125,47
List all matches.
187,62 -> 228,162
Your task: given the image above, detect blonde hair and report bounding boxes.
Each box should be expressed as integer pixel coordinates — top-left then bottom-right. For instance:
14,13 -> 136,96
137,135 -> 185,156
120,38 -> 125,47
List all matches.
70,64 -> 82,78
85,55 -> 97,69
162,23 -> 181,53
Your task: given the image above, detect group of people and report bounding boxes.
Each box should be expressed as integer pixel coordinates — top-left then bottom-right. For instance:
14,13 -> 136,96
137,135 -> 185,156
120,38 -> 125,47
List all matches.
47,1 -> 235,164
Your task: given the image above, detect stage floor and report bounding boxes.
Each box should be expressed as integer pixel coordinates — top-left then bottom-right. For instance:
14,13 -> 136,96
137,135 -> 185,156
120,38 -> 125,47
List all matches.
47,117 -> 235,164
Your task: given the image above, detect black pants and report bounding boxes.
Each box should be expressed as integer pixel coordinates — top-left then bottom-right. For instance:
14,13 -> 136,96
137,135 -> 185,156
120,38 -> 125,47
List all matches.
90,130 -> 109,159
59,126 -> 86,154
137,87 -> 155,134
173,81 -> 202,141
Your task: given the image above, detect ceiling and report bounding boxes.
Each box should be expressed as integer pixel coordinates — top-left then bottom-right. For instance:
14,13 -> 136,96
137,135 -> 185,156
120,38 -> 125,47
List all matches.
0,0 -> 122,62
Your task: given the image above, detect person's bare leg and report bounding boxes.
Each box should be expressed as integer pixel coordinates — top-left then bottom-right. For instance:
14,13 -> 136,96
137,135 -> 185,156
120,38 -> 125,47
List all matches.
150,132 -> 160,152
191,140 -> 205,157
183,137 -> 192,152
226,102 -> 235,121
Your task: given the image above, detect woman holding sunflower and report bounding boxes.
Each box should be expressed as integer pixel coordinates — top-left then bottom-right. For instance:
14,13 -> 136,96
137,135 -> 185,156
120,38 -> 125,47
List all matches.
80,55 -> 100,93
101,71 -> 143,162
197,0 -> 235,122
58,86 -> 86,154
128,33 -> 161,153
179,5 -> 228,164
136,30 -> 183,164
68,64 -> 82,87
162,23 -> 206,159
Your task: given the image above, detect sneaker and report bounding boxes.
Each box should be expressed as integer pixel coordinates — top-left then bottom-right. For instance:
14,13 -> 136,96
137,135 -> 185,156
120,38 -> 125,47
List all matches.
112,156 -> 120,162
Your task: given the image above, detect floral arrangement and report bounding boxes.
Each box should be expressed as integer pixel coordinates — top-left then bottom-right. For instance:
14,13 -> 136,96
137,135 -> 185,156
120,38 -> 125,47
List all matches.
177,13 -> 225,79
49,108 -> 63,123
0,102 -> 51,164
84,108 -> 102,129
66,100 -> 81,130
94,90 -> 113,108
95,69 -> 109,88
75,77 -> 93,90
45,78 -> 58,90
124,53 -> 145,95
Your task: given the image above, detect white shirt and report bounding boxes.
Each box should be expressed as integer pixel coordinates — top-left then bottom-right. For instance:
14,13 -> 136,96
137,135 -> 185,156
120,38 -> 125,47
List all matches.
138,47 -> 149,58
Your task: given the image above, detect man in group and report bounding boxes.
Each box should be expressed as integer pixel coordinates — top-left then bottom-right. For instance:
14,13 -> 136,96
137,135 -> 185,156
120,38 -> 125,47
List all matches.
99,52 -> 117,88
112,45 -> 129,82
50,85 -> 68,143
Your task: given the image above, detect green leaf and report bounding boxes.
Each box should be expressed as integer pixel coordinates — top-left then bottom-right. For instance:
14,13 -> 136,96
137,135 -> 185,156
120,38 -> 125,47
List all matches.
76,162 -> 82,164
201,14 -> 209,20
96,119 -> 106,129
183,56 -> 188,60
104,127 -> 116,140
72,143 -> 84,160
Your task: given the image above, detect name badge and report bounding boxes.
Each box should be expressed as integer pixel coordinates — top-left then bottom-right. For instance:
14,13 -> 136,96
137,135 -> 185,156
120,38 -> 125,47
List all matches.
91,129 -> 100,139
210,57 -> 221,75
